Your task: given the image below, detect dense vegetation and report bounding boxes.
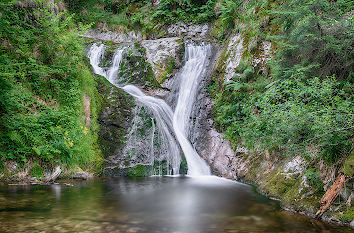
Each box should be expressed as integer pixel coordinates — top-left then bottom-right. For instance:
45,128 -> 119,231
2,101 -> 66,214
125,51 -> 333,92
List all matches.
0,0 -> 102,174
64,0 -> 216,35
212,0 -> 353,166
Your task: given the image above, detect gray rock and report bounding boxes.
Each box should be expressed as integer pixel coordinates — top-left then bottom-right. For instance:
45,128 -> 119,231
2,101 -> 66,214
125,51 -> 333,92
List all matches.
167,22 -> 210,40
350,220 -> 354,229
141,37 -> 183,85
73,171 -> 90,180
221,33 -> 244,82
82,29 -> 142,43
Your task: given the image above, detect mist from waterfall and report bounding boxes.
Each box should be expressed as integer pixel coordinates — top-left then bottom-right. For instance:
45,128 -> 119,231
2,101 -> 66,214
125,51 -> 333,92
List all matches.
87,43 -> 211,176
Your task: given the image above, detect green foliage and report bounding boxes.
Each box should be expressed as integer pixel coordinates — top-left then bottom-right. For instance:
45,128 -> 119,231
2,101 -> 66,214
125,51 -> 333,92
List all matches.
270,0 -> 353,80
0,0 -> 102,170
127,164 -> 151,176
339,206 -> 354,223
31,162 -> 44,178
212,0 -> 353,166
179,155 -> 188,175
152,0 -> 216,24
340,151 -> 354,177
214,72 -> 353,163
218,0 -> 242,30
65,0 -> 217,34
304,168 -> 324,193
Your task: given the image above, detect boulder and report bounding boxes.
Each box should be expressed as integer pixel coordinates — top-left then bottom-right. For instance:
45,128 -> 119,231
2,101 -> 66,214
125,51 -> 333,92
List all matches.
73,171 -> 91,180
141,37 -> 183,85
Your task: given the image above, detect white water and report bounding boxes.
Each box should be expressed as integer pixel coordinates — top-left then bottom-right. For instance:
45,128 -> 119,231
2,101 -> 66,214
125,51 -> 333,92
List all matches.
87,43 -> 211,176
88,44 -> 106,77
122,85 -> 181,175
173,45 -> 211,176
107,49 -> 124,84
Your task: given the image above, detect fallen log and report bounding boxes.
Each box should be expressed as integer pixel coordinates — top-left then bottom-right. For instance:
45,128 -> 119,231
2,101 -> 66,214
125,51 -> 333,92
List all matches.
45,166 -> 61,183
315,173 -> 346,218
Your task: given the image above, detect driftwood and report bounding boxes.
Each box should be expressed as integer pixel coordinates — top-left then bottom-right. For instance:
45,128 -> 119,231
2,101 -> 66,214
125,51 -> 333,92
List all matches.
316,173 -> 346,218
46,166 -> 61,183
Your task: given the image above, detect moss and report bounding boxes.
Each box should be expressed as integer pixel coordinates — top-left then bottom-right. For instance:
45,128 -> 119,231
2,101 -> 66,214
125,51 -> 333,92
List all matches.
96,75 -> 134,159
338,206 -> 354,223
266,172 -> 297,195
156,57 -> 176,84
340,151 -> 354,177
179,155 -> 188,175
119,44 -> 160,88
127,165 -> 152,177
30,163 -> 44,178
210,18 -> 226,42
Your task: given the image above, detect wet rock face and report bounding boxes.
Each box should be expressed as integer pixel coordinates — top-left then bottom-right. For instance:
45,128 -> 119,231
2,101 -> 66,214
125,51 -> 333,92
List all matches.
214,33 -> 244,83
97,76 -> 135,159
141,37 -> 184,85
82,29 -> 142,43
119,44 -> 157,88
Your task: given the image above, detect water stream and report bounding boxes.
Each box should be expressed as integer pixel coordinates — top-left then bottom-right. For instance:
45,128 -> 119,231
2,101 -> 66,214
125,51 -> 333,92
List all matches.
88,43 -> 211,176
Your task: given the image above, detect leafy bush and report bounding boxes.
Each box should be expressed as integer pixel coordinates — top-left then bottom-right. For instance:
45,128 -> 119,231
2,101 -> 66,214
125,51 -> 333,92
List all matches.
215,69 -> 353,161
304,168 -> 324,193
0,0 -> 102,170
65,0 -> 217,34
271,0 -> 353,80
218,0 -> 242,30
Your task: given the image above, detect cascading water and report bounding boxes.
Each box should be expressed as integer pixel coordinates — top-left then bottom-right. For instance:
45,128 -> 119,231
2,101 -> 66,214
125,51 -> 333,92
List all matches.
87,42 -> 211,176
88,43 -> 181,175
107,49 -> 124,84
122,85 -> 181,175
87,43 -> 106,77
173,45 -> 211,176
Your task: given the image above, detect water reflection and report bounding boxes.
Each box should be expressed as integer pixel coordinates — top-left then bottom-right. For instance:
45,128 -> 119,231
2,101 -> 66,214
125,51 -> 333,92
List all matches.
0,177 -> 352,232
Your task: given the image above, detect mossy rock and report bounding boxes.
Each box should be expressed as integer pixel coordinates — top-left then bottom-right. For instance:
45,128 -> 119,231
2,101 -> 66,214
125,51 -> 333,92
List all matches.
127,165 -> 152,177
340,151 -> 354,177
119,44 -> 159,88
338,206 -> 354,223
104,164 -> 152,177
96,75 -> 135,158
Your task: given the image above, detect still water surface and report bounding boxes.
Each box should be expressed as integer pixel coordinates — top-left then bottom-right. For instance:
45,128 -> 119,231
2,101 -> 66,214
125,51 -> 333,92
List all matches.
0,176 -> 352,232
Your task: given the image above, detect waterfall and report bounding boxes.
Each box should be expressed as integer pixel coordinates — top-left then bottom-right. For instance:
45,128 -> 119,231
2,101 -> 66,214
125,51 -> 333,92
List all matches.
173,45 -> 211,176
88,43 -> 181,175
122,85 -> 181,175
107,49 -> 124,84
87,43 -> 106,77
87,43 -> 211,176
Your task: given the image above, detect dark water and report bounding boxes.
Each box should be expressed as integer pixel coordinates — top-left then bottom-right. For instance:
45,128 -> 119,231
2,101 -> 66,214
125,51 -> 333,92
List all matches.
0,176 -> 352,233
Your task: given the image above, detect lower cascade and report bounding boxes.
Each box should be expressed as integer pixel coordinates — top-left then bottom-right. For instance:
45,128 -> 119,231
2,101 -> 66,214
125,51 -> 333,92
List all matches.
172,45 -> 211,176
88,43 -> 211,176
